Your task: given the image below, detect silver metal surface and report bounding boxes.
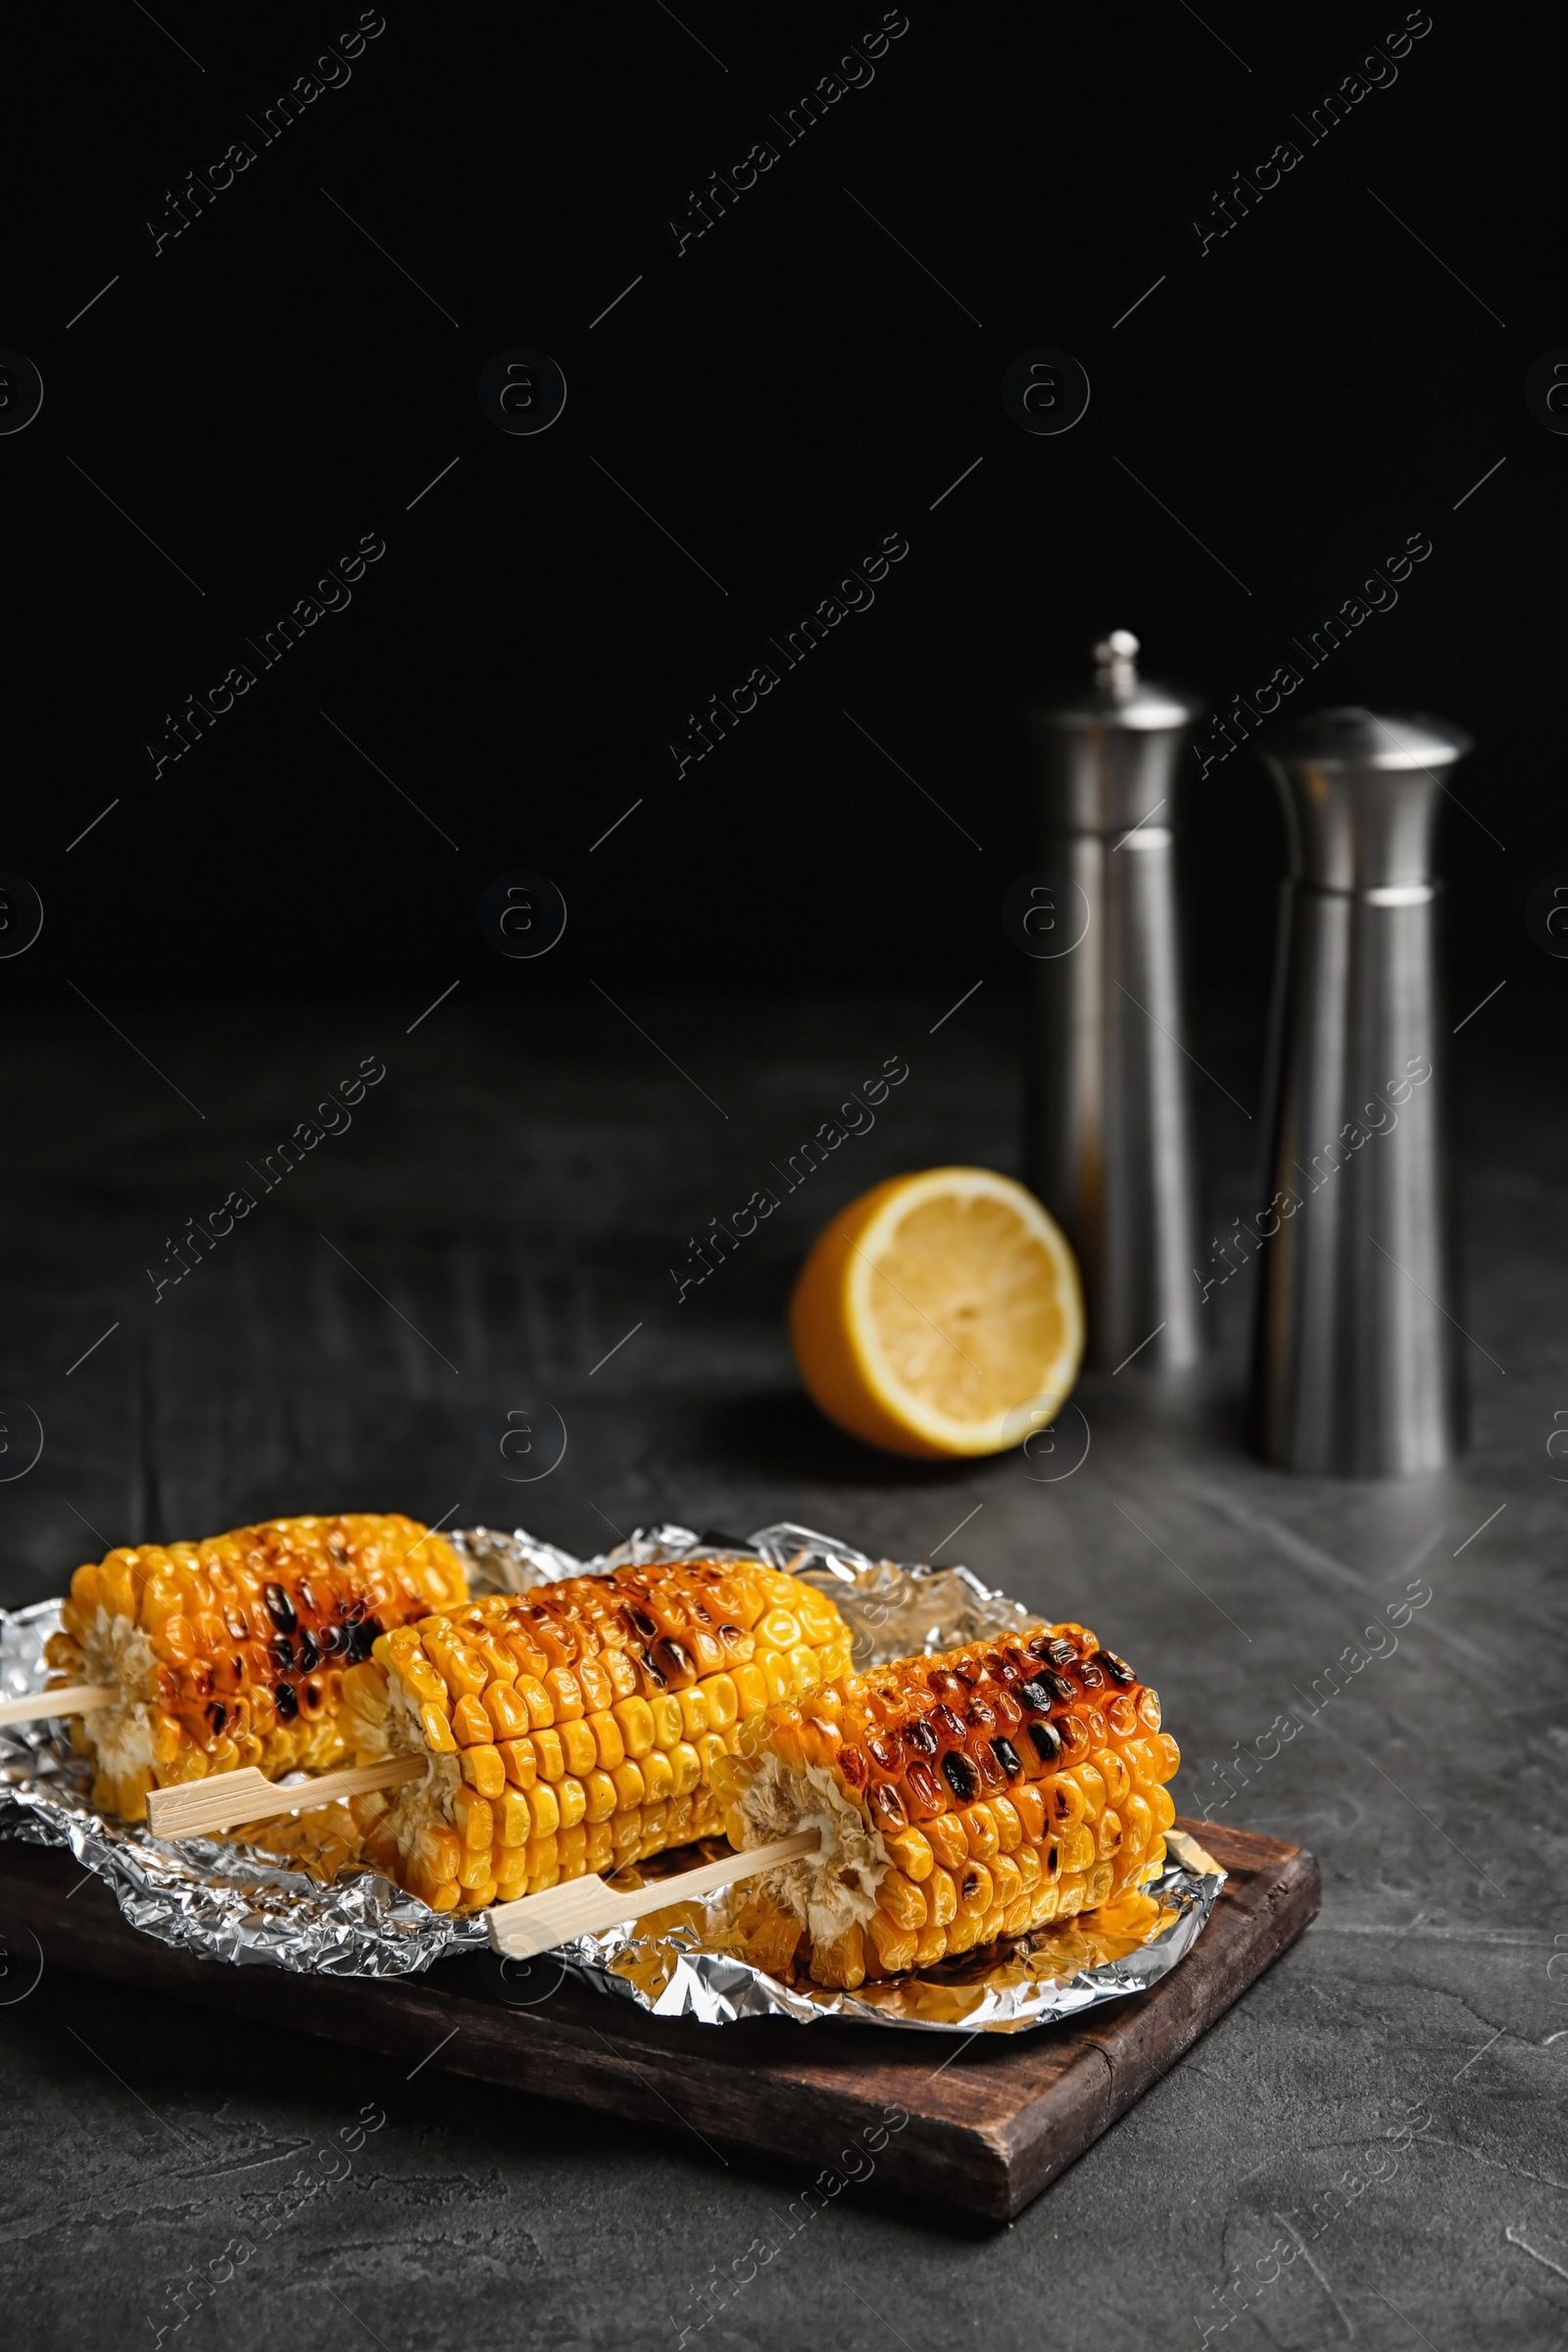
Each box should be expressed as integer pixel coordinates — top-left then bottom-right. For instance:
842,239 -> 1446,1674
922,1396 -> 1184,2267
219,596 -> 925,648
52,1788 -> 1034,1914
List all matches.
1250,706 -> 1472,1476
1023,632 -> 1203,1371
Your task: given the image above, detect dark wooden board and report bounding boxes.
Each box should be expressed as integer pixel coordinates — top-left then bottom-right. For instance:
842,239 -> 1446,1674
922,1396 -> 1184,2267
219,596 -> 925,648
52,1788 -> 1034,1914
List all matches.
0,1820 -> 1317,2222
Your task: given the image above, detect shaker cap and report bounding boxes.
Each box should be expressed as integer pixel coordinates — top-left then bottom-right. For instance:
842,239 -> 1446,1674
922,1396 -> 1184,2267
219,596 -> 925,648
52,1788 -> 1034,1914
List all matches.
1024,632 -> 1200,832
1028,630 -> 1200,734
1263,706 -> 1472,772
1259,705 -> 1474,892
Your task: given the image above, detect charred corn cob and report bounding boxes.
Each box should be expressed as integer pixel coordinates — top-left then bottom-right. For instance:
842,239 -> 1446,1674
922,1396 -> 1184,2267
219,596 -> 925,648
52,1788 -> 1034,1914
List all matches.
713,1621 -> 1180,1988
341,1558 -> 853,1913
43,1514 -> 467,1822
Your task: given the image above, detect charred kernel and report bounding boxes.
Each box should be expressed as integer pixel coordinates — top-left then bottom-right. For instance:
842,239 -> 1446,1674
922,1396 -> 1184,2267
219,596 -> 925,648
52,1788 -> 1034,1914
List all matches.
299,1678 -> 324,1713
1056,1714 -> 1092,1763
867,1731 -> 906,1775
905,1718 -> 940,1758
269,1635 -> 295,1672
650,1636 -> 696,1690
1075,1660 -> 1106,1691
962,1698 -> 997,1731
971,1742 -> 1006,1792
904,1759 -> 947,1814
930,1704 -> 966,1743
991,1736 -> 1023,1779
942,1750 -> 980,1802
1034,1670 -> 1077,1706
345,1616 -> 382,1662
206,1702 -> 227,1735
273,1680 -> 299,1721
264,1582 -> 297,1633
626,1605 -> 659,1642
296,1577 -> 320,1621
927,1671 -> 965,1699
296,1630 -> 320,1674
867,1779 -> 908,1834
961,1868 -> 982,1903
1029,1719 -> 1064,1764
1093,1648 -> 1136,1686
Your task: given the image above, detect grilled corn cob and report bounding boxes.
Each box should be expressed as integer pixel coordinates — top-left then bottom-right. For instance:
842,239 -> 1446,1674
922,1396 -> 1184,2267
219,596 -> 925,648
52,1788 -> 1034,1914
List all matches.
42,1514 -> 467,1822
713,1621 -> 1180,1987
341,1558 -> 853,1913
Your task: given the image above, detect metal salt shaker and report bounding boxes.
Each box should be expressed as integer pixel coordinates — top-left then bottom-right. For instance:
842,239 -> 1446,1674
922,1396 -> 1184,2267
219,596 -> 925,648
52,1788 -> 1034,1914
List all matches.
1249,706 -> 1471,1475
1022,632 -> 1202,1373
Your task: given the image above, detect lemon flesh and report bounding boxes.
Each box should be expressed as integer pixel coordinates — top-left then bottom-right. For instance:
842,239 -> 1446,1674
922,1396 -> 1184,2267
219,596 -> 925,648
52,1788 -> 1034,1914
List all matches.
790,1168 -> 1085,1458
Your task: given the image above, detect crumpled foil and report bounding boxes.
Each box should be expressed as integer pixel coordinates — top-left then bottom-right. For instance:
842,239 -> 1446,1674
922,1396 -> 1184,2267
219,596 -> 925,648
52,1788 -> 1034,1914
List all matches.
0,1522 -> 1223,2029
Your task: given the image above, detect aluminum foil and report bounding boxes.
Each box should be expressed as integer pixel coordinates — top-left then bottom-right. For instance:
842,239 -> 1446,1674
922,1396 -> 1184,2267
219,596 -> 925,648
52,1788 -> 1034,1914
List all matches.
0,1523 -> 1223,2028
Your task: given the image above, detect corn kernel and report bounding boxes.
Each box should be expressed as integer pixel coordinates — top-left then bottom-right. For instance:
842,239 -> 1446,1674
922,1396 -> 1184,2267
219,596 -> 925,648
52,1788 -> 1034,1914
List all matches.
560,1719 -> 598,1777
880,1870 -> 928,1930
649,1694 -> 683,1750
528,1783 -> 561,1838
483,1681 -> 533,1739
499,1788 -> 531,1847
458,1844 -> 493,1890
557,1824 -> 588,1877
418,1703 -> 458,1754
587,1710 -> 624,1770
546,1666 -> 584,1720
696,1732 -> 728,1786
452,1692 -> 492,1746
789,1644 -> 820,1695
669,1740 -> 702,1796
498,1737 -> 538,1788
556,1775 -> 587,1830
676,1687 -> 710,1739
927,1814 -> 968,1872
526,1845 -> 560,1893
642,1748 -> 675,1803
612,1759 -> 646,1809
962,1803 -> 999,1860
582,1769 -> 618,1823
612,1697 -> 656,1758
989,1795 -> 1022,1852
703,1673 -> 738,1731
531,1728 -> 565,1782
459,1743 -> 505,1798
866,1908 -> 918,1972
515,1675 -> 555,1727
887,1827 -> 934,1881
454,1788 -> 493,1851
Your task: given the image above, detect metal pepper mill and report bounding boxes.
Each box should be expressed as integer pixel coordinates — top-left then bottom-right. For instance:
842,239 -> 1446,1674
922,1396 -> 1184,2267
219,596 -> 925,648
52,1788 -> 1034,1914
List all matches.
1023,631 -> 1202,1372
1250,706 -> 1471,1475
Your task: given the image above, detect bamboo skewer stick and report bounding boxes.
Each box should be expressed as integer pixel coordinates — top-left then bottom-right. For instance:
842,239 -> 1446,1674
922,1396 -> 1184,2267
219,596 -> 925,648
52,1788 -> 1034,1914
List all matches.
0,1684 -> 114,1728
487,1828 -> 822,1960
145,1755 -> 425,1839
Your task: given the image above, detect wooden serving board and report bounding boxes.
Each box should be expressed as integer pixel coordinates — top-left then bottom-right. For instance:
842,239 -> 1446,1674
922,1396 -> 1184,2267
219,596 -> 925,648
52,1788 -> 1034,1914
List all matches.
0,1820 -> 1316,2222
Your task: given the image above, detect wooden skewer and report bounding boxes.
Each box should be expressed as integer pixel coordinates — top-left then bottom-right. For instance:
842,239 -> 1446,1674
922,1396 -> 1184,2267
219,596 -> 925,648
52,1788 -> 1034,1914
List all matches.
487,1828 -> 822,1960
0,1683 -> 114,1728
145,1755 -> 424,1839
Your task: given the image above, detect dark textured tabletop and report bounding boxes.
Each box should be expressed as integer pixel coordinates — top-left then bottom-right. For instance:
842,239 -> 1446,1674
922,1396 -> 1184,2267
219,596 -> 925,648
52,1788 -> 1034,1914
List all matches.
2,993 -> 1563,2351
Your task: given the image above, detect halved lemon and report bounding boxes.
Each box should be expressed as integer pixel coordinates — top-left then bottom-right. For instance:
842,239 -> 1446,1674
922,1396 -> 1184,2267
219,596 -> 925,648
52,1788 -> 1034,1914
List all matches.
789,1167 -> 1085,1458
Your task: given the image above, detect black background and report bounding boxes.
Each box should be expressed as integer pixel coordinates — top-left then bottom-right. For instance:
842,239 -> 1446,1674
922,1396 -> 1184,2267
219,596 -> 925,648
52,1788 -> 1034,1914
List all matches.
7,1 -> 1563,1016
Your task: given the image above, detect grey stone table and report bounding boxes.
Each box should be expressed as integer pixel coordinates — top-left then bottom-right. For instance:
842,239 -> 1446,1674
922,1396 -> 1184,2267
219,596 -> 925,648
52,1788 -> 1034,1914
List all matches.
0,993 -> 1563,2350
